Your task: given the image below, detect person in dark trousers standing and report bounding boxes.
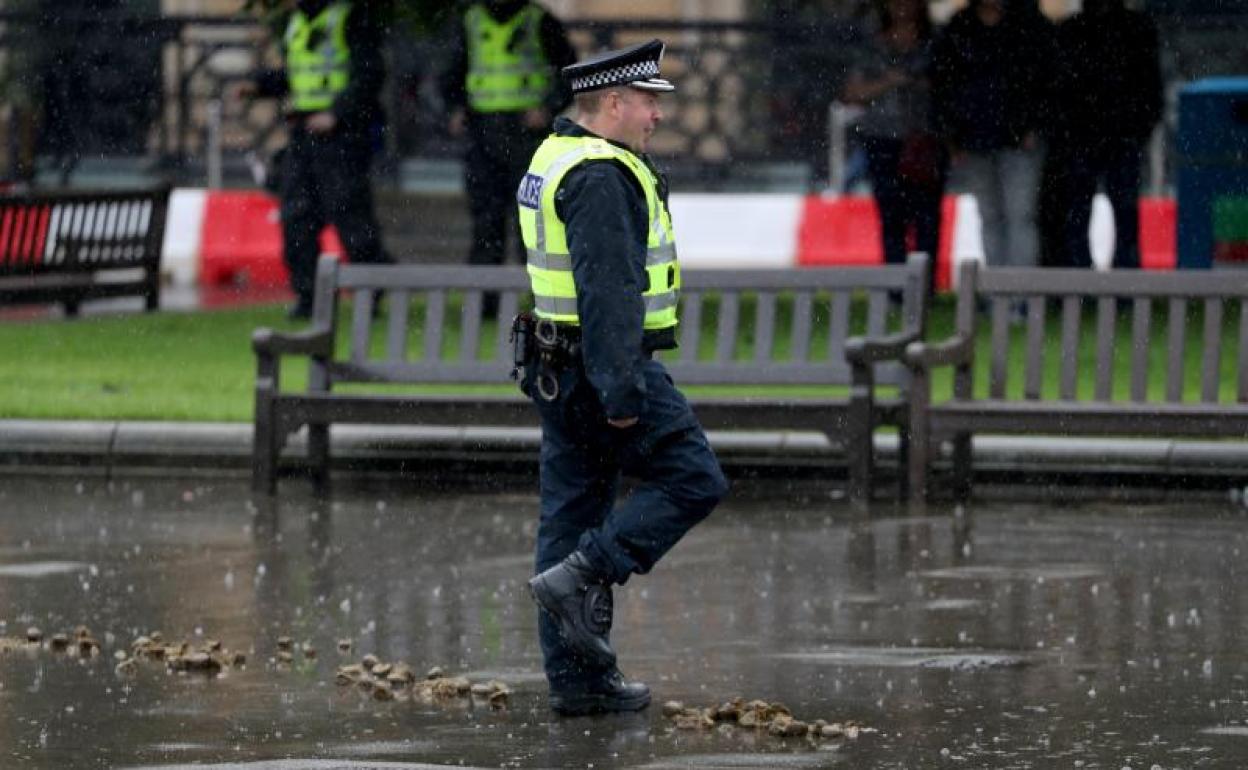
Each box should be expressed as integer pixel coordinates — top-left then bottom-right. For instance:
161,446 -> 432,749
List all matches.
931,0 -> 1056,270
1057,0 -> 1162,269
441,1 -> 576,282
514,40 -> 728,717
244,0 -> 390,319
842,0 -> 946,286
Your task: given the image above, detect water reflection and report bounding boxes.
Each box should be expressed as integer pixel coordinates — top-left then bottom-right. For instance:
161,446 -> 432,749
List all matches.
0,477 -> 1245,768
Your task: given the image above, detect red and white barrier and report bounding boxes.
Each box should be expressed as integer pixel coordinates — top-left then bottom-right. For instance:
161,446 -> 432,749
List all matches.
163,188 -> 1178,290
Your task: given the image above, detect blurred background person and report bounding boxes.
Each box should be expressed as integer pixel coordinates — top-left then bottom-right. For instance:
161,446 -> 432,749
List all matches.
842,0 -> 945,288
931,0 -> 1057,270
440,0 -> 576,314
242,0 -> 391,320
1057,0 -> 1163,269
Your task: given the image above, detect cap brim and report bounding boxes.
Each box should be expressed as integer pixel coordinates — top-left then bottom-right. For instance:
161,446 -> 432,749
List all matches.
629,78 -> 675,93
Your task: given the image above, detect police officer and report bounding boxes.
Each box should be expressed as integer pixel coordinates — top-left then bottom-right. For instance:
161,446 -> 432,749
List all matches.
245,0 -> 390,319
441,1 -> 576,289
515,40 -> 729,717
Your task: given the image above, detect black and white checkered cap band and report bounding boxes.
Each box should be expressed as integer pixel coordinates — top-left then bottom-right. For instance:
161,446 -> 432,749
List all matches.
570,60 -> 661,93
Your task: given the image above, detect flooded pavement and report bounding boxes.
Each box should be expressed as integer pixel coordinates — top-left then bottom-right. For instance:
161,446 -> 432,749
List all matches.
1,477 -> 1248,769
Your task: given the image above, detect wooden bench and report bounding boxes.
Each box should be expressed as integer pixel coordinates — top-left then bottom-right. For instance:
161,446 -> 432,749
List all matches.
252,254 -> 930,500
905,262 -> 1248,501
0,186 -> 170,316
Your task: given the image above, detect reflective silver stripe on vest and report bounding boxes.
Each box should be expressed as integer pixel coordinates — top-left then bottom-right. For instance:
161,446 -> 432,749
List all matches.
533,295 -> 580,316
649,242 -> 676,264
646,292 -> 678,313
526,248 -> 572,271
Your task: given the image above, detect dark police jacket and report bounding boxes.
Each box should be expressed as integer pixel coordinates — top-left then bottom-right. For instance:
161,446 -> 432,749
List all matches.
548,116 -> 678,421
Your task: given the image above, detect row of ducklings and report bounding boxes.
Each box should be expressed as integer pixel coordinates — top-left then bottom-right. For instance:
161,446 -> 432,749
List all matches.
336,656 -> 511,707
662,698 -> 870,740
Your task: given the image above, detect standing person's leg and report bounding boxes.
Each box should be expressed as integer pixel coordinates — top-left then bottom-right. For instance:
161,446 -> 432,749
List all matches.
464,133 -> 509,268
1104,138 -> 1144,269
279,131 -> 325,317
999,146 -> 1041,268
1038,139 -> 1073,267
960,152 -> 1006,267
319,133 -> 388,266
1063,142 -> 1100,270
863,135 -> 908,265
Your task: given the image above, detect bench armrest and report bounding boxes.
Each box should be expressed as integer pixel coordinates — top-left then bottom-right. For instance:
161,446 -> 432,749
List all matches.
252,326 -> 334,358
903,333 -> 974,371
845,329 -> 922,365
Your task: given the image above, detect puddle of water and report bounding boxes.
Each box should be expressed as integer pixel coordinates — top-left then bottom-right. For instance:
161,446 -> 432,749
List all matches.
0,561 -> 89,578
918,564 -> 1104,581
772,647 -> 1029,670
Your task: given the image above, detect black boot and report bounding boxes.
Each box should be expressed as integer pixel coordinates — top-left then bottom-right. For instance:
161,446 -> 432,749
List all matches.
528,551 -> 616,668
549,669 -> 650,716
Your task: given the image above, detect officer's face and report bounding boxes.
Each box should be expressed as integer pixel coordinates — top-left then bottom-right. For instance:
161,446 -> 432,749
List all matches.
614,89 -> 664,153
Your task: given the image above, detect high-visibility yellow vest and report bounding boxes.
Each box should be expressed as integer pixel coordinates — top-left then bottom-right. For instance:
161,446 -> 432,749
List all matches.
285,1 -> 351,113
464,3 -> 552,113
518,135 -> 679,330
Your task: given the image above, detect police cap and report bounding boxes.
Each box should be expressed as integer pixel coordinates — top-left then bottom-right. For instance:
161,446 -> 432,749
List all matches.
562,39 -> 676,95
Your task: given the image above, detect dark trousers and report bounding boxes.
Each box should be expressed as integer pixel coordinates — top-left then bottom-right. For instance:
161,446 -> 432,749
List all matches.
862,134 -> 946,269
1064,137 -> 1145,269
464,115 -> 545,266
527,357 -> 728,689
280,128 -> 388,306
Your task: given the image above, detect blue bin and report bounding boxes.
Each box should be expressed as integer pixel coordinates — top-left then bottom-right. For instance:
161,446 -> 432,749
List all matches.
1176,77 -> 1248,268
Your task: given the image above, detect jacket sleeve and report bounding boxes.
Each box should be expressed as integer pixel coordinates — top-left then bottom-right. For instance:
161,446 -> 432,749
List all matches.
332,3 -> 385,126
558,161 -> 650,420
540,10 -> 578,116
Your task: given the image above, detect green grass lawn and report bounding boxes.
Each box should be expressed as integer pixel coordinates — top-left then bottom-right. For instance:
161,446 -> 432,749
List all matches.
0,294 -> 1242,421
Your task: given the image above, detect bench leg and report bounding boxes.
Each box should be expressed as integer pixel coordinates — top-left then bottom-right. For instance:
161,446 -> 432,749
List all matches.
908,378 -> 931,504
845,410 -> 873,508
951,432 -> 972,501
253,392 -> 279,495
308,424 -> 330,485
896,423 -> 911,501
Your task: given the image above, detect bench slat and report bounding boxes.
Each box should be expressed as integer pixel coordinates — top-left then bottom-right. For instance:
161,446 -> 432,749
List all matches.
827,291 -> 849,362
1130,298 -> 1151,401
989,298 -> 1010,399
1166,297 -> 1186,403
496,292 -> 520,364
386,291 -> 410,363
350,290 -> 375,365
679,292 -> 702,361
791,291 -> 813,362
424,290 -> 446,362
461,291 -> 483,363
715,293 -> 739,363
1240,300 -> 1248,403
1059,295 -> 1080,400
754,292 -> 776,363
866,290 -> 887,338
1024,295 -> 1045,400
1201,297 -> 1223,403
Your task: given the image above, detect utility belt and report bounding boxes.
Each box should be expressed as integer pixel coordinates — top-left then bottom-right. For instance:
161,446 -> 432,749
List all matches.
510,312 -> 581,402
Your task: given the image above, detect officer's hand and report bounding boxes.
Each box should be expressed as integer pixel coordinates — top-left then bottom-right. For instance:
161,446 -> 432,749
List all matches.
522,107 -> 550,131
448,108 -> 467,137
608,417 -> 639,429
306,111 -> 337,134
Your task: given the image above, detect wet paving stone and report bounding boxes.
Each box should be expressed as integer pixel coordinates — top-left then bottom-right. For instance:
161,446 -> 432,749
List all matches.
1,477 -> 1248,768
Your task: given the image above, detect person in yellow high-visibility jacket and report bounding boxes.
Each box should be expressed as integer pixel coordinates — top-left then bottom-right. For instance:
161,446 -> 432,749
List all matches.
441,1 -> 576,314
517,39 -> 728,717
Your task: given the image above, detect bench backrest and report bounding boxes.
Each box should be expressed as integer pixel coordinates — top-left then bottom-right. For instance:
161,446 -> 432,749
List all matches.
311,255 -> 928,390
0,187 -> 170,278
953,262 -> 1248,404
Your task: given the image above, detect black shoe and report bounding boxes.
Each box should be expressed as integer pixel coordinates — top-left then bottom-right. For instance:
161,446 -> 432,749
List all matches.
549,670 -> 650,716
529,551 -> 616,668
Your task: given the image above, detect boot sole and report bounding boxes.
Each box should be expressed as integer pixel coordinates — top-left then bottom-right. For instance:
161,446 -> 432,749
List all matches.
528,576 -> 617,668
550,688 -> 651,717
